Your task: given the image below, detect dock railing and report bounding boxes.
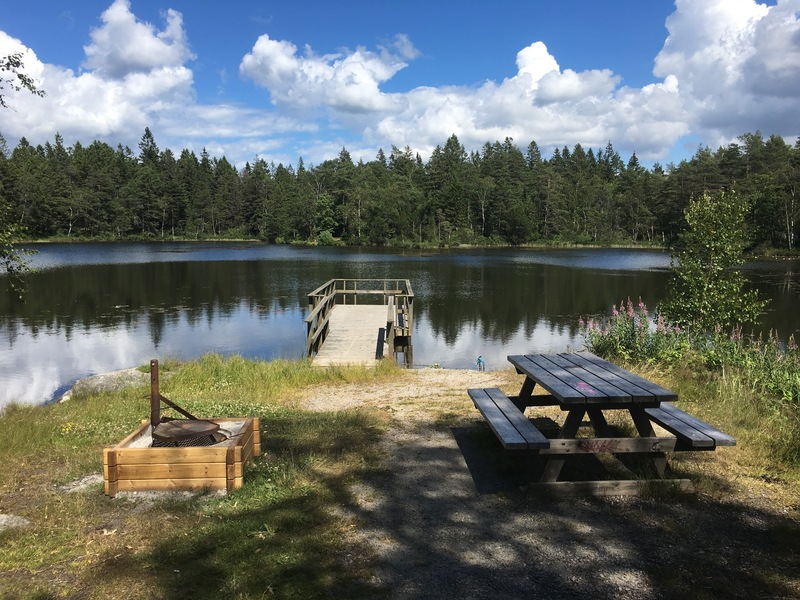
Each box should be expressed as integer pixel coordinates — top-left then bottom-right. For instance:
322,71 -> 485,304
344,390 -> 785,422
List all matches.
306,278 -> 414,360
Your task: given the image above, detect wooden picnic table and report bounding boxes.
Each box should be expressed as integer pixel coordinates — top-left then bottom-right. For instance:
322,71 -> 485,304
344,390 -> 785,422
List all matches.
468,351 -> 735,496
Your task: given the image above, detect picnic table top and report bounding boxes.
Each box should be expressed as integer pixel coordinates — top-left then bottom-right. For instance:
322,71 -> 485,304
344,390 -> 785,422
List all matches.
508,351 -> 678,407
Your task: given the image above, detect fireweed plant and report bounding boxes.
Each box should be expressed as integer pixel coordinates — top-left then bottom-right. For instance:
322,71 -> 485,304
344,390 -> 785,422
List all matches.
581,298 -> 800,406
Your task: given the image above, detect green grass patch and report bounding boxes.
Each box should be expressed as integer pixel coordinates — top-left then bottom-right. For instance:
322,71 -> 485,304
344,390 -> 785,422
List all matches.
0,355 -> 396,599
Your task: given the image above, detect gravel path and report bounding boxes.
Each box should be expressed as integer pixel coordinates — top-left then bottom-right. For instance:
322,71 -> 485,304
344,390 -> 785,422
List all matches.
302,368 -> 800,600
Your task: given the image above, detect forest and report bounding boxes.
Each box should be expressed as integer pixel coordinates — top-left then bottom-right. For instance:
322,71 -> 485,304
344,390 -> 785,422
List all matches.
0,128 -> 798,250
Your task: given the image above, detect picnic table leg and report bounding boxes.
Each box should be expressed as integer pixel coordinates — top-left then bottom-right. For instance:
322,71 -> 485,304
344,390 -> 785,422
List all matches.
540,408 -> 585,483
630,408 -> 668,479
586,408 -> 612,436
513,377 -> 536,411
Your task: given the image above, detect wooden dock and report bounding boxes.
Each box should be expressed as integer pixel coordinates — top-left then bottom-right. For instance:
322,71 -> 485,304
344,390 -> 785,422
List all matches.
312,305 -> 388,366
306,279 -> 414,367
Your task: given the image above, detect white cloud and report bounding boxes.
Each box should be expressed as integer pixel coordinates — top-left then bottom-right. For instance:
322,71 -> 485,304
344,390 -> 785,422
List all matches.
362,41 -> 683,160
83,0 -> 194,79
2,0 -> 799,170
654,0 -> 800,145
240,33 -> 413,114
536,68 -> 620,105
515,41 -> 559,85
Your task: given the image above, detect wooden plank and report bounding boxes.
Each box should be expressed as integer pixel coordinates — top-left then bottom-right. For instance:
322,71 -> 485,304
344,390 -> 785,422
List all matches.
526,354 -> 611,404
114,446 -> 228,464
308,312 -> 332,345
469,389 -> 529,449
103,448 -> 118,496
645,407 -> 715,448
540,436 -> 677,455
558,353 -> 656,402
576,351 -> 678,401
485,388 -> 550,449
546,353 -> 634,402
654,402 -> 736,447
508,355 -> 587,402
307,278 -> 336,298
239,428 -> 254,461
251,417 -> 261,456
526,479 -> 695,497
116,463 -> 228,480
375,327 -> 386,359
314,304 -> 388,366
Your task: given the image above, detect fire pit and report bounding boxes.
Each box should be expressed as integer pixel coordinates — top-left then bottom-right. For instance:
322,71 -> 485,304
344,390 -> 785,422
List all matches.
102,360 -> 261,496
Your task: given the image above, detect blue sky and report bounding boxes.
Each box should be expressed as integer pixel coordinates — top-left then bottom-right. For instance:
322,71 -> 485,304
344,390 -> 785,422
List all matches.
1,0 -> 797,169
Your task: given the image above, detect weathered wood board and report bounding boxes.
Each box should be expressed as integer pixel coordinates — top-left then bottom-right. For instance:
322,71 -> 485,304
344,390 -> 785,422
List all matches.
313,304 -> 388,366
103,417 -> 260,497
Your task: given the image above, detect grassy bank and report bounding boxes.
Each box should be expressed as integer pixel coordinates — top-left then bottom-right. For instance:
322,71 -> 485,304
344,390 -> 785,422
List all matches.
1,354 -> 798,598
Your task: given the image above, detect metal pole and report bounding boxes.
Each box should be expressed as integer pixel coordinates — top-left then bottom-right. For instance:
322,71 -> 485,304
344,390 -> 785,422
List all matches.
150,359 -> 160,428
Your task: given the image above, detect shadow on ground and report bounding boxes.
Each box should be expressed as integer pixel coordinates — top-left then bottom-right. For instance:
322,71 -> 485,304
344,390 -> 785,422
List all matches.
76,418 -> 800,600
343,422 -> 800,599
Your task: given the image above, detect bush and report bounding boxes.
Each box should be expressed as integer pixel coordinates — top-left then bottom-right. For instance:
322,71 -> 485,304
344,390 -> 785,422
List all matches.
661,190 -> 766,332
316,230 -> 338,246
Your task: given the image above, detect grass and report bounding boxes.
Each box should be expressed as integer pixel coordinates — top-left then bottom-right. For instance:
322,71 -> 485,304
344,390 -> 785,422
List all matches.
0,356 -> 400,599
1,353 -> 799,598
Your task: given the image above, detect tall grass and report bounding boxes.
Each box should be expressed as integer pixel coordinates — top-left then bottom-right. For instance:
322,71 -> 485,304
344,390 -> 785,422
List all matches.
581,299 -> 800,465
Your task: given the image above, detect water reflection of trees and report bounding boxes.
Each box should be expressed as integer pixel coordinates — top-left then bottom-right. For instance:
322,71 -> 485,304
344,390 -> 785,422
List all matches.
1,252 -> 797,351
418,262 -> 672,346
0,261 -> 311,343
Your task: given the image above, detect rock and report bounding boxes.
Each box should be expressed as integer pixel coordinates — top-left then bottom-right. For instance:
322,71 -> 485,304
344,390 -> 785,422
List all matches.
0,513 -> 32,531
59,367 -> 148,402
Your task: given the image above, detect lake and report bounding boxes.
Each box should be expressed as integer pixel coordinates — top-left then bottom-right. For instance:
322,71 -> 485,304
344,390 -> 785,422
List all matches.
1,242 -> 798,408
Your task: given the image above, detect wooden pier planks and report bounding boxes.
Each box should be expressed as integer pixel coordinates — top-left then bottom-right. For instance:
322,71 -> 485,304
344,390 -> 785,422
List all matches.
312,304 -> 389,367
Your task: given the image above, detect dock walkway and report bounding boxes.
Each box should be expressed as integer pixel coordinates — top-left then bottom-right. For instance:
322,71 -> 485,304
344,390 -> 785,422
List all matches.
311,305 -> 387,367
306,279 -> 414,367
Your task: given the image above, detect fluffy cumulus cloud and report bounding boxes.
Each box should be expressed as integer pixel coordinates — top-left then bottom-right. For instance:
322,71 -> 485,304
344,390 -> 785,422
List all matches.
83,0 -> 194,78
239,33 -> 413,113
2,0 -> 799,168
362,43 -> 684,161
0,0 -> 197,145
654,0 -> 800,146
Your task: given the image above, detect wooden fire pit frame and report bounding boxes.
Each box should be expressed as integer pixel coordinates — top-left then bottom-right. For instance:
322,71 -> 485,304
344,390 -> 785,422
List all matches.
103,416 -> 260,497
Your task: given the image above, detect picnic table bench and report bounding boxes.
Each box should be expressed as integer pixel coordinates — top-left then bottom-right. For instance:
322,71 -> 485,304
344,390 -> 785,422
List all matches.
468,352 -> 735,496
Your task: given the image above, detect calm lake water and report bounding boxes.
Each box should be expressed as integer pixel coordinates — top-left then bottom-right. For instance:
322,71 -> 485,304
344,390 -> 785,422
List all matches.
1,242 -> 798,408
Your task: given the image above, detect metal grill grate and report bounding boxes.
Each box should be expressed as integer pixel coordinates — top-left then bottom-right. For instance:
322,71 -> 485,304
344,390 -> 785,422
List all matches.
152,434 -> 219,448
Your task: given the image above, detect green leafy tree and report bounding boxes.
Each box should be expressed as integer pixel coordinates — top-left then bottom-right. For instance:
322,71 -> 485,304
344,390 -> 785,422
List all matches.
1,53 -> 44,293
661,190 -> 766,332
1,52 -> 45,109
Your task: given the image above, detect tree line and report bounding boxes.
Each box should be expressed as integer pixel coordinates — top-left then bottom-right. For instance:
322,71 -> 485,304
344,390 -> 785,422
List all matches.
0,128 -> 798,249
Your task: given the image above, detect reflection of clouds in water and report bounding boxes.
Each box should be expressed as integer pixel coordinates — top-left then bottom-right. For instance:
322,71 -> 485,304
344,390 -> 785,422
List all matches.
2,326 -> 153,407
1,303 -> 306,408
2,300 -> 581,406
412,314 -> 581,370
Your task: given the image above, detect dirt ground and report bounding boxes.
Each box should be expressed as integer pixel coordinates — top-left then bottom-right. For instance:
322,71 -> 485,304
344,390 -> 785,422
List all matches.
300,368 -> 800,600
